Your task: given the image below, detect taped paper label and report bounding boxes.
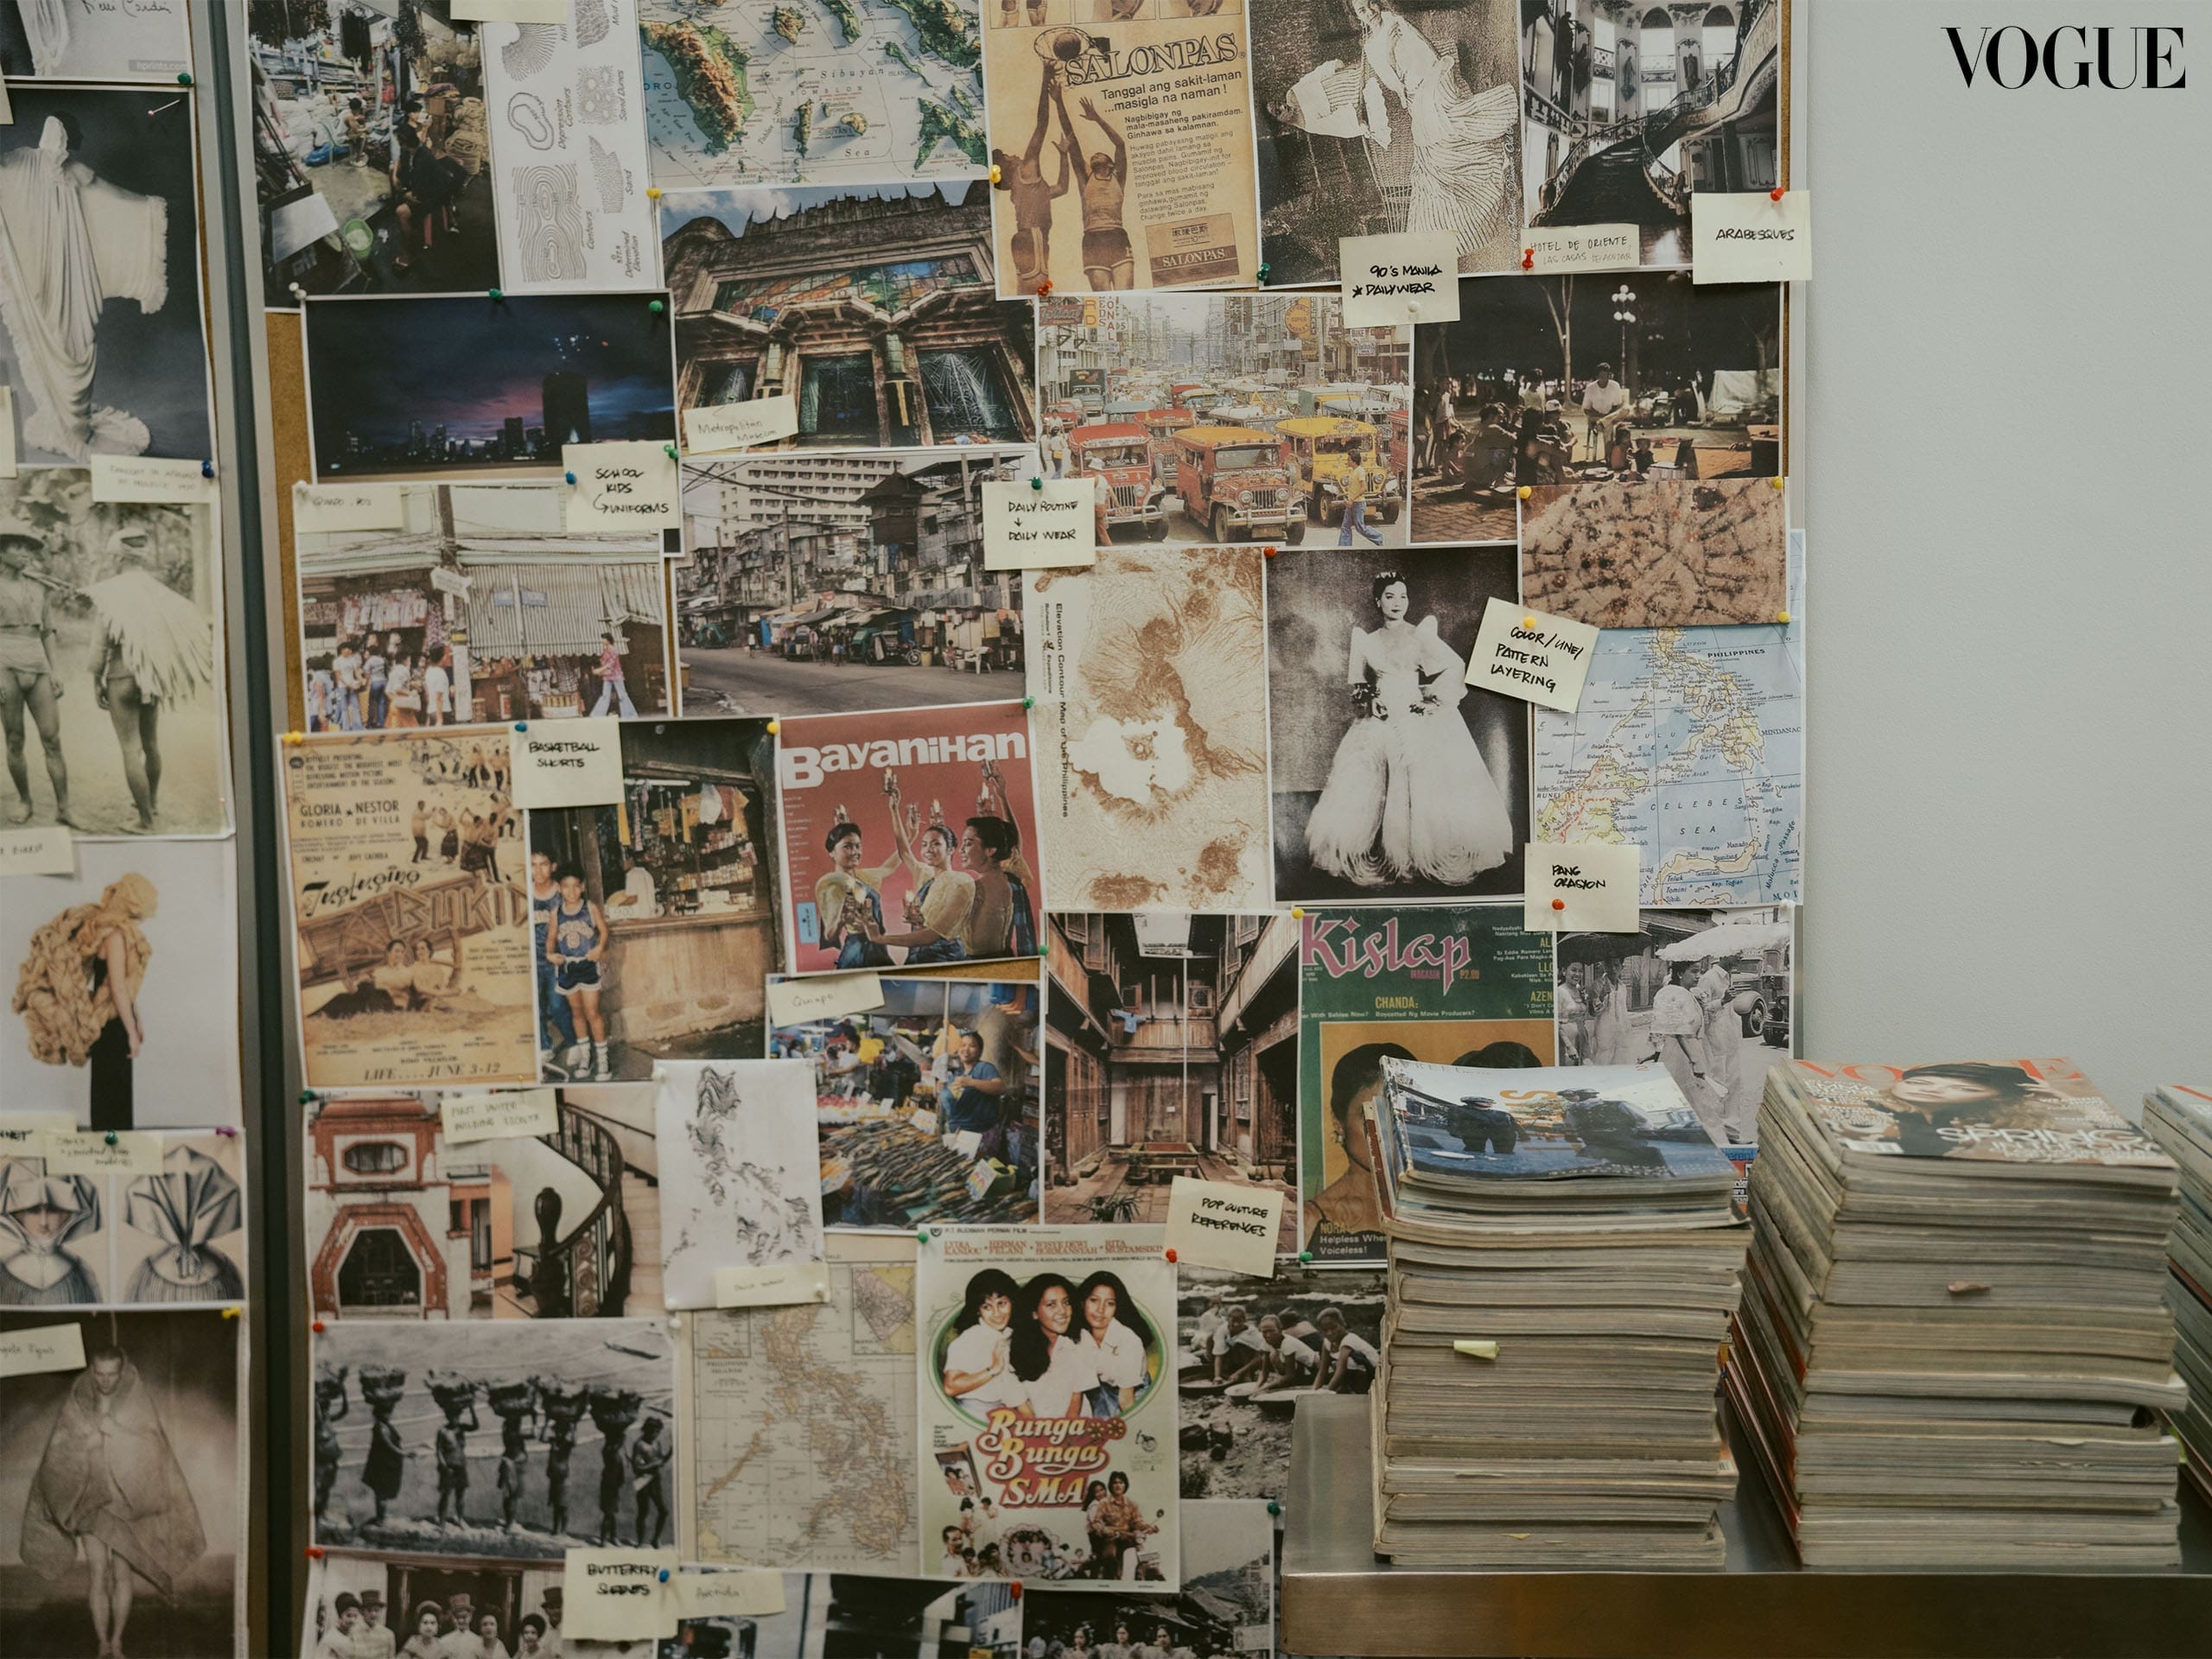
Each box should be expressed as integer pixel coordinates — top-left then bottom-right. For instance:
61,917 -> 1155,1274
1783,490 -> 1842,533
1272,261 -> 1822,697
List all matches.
91,455 -> 215,505
1339,232 -> 1460,327
295,483 -> 405,534
1465,599 -> 1598,713
0,824 -> 73,875
454,0 -> 568,19
1522,225 -> 1637,273
675,1569 -> 788,1618
0,1323 -> 86,1378
1524,841 -> 1639,932
512,722 -> 624,808
563,441 -> 681,531
563,1549 -> 679,1642
38,1130 -> 163,1176
1694,192 -> 1811,283
982,479 -> 1097,570
442,1089 -> 559,1145
713,1262 -> 830,1308
765,972 -> 886,1027
683,396 -> 800,455
1163,1177 -> 1281,1277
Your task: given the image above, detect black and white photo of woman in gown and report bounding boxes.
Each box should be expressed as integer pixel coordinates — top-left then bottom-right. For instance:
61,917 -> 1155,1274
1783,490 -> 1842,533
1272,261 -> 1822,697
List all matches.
1265,547 -> 1527,903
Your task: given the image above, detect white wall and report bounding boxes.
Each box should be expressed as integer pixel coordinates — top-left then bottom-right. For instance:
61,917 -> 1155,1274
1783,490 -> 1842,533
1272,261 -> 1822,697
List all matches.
1802,2 -> 2212,1108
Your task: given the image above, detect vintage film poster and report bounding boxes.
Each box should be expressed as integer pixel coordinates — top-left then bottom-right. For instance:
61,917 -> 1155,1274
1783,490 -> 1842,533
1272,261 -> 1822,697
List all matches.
1295,906 -> 1554,1264
480,0 -> 658,293
772,975 -> 1042,1229
1409,273 -> 1782,547
302,292 -> 679,483
655,1059 -> 827,1311
1026,546 -> 1270,912
525,717 -> 782,1082
673,446 -> 1034,717
1176,1263 -> 1384,1501
917,1225 -> 1179,1584
1556,906 -> 1792,1152
250,2 -> 499,306
0,86 -> 215,469
1041,911 -> 1299,1255
981,1 -> 1258,296
298,481 -> 673,734
1020,1498 -> 1274,1653
302,1085 -> 663,1321
0,1132 -> 247,1308
309,1316 -> 679,1560
1520,0 -> 1782,269
1264,545 -> 1525,906
284,727 -> 538,1089
1250,0 -> 1522,285
690,1234 -> 921,1573
1520,476 -> 1787,628
0,1307 -> 244,1659
776,700 -> 1045,976
661,183 -> 1037,451
300,1552 -> 569,1659
0,839 -> 244,1129
0,6 -> 190,78
1037,292 -> 1410,549
0,474 -> 227,836
638,0 -> 988,190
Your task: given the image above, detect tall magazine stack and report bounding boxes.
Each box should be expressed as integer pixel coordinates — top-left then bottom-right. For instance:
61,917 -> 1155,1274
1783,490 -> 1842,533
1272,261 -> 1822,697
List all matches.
1727,1059 -> 2188,1567
1365,1062 -> 1745,1567
2145,1084 -> 2212,1506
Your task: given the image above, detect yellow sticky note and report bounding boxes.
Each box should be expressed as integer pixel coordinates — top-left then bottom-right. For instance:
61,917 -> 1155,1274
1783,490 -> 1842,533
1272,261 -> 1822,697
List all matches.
511,721 -> 624,808
1465,598 -> 1599,713
1338,231 -> 1460,327
1452,1339 -> 1499,1360
442,1088 -> 559,1146
1163,1177 -> 1281,1278
1693,191 -> 1812,284
563,1549 -> 679,1642
675,1569 -> 788,1618
982,479 -> 1097,570
1523,841 -> 1640,933
0,1322 -> 86,1378
295,482 -> 404,534
713,1262 -> 830,1308
766,971 -> 885,1027
38,1130 -> 163,1176
90,454 -> 216,505
0,824 -> 73,875
1522,225 -> 1637,274
563,441 -> 682,532
682,395 -> 800,455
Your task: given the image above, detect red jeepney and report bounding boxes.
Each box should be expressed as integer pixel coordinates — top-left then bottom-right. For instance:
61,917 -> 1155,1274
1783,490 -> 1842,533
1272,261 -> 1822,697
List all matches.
1068,423 -> 1169,540
1141,408 -> 1194,477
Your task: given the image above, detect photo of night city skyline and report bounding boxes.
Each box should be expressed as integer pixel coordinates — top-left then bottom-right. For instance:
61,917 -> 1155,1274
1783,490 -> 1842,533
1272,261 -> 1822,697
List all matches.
302,292 -> 679,481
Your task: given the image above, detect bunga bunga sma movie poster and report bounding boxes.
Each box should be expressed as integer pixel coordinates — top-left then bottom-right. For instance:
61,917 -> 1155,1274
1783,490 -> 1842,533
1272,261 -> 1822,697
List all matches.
918,1226 -> 1179,1586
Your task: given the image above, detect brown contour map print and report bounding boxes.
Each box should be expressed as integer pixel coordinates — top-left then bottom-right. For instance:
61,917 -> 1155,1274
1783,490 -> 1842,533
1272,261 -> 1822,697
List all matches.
1520,478 -> 1787,628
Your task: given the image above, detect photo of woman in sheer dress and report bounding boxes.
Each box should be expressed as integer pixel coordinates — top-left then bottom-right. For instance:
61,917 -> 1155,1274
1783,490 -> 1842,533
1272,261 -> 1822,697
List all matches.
1266,548 -> 1526,902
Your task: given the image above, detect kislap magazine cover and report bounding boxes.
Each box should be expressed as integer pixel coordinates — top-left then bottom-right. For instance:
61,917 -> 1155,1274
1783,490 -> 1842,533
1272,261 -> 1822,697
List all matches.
1297,907 -> 1554,1263
918,1226 -> 1178,1585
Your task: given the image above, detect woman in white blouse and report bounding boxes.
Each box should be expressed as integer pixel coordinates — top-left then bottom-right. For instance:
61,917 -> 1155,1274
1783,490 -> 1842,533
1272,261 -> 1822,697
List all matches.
1010,1272 -> 1097,1420
1072,1269 -> 1154,1418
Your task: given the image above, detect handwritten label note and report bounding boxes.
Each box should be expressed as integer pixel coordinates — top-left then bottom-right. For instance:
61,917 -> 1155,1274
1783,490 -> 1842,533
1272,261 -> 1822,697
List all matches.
295,483 -> 404,534
92,455 -> 215,505
982,479 -> 1096,569
442,1088 -> 559,1145
0,387 -> 15,476
1465,599 -> 1599,712
765,971 -> 886,1027
1522,224 -> 1638,274
0,824 -> 73,875
563,1549 -> 679,1642
1164,1177 -> 1282,1277
38,1130 -> 164,1176
511,721 -> 624,808
0,1112 -> 73,1148
683,395 -> 800,455
0,1322 -> 86,1378
1694,191 -> 1812,283
564,441 -> 680,531
1523,841 -> 1640,933
1339,232 -> 1461,327
713,1262 -> 830,1308
675,1570 -> 788,1619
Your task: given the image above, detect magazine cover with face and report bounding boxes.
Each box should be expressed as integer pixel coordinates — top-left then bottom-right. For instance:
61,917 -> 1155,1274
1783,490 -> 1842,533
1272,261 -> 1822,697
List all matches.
1785,1059 -> 2175,1167
917,1225 -> 1177,1586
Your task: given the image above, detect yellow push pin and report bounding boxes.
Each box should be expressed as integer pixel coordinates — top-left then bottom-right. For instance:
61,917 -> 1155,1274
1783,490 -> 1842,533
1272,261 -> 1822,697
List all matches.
1516,485 -> 1532,500
646,186 -> 662,200
221,1306 -> 241,1319
766,720 -> 781,736
989,163 -> 1002,184
1290,906 -> 1305,918
1776,610 -> 1791,625
1769,474 -> 1785,490
1522,614 -> 1536,629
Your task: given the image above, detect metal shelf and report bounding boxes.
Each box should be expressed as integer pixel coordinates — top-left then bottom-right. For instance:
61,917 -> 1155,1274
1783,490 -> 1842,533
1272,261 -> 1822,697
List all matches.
1280,1395 -> 2212,1658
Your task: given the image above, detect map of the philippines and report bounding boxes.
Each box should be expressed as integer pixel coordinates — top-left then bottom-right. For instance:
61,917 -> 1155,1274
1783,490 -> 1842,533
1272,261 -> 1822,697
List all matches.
640,0 -> 988,187
1532,621 -> 1803,907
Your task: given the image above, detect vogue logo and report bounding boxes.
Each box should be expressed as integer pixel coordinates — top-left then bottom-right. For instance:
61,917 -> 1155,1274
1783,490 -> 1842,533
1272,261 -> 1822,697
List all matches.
1947,25 -> 2185,88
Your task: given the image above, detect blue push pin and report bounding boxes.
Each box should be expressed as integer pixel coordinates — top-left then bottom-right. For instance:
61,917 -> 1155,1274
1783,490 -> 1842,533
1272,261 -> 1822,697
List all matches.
657,1568 -> 671,1583
514,721 -> 529,734
564,472 -> 577,485
200,460 -> 215,480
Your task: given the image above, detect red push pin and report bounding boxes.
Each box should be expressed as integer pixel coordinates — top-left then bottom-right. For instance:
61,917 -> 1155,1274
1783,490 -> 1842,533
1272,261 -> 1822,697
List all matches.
1551,898 -> 1566,912
306,1546 -> 325,1560
311,1319 -> 327,1333
1164,1248 -> 1178,1263
1770,186 -> 1785,202
1262,544 -> 1278,559
1521,248 -> 1535,271
1010,1582 -> 1025,1601
1036,279 -> 1053,297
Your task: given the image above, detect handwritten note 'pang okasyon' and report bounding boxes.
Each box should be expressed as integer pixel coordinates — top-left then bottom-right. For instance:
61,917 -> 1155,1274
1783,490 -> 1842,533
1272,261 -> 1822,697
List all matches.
682,395 -> 800,455
562,1549 -> 679,1642
1338,232 -> 1461,328
0,1323 -> 87,1379
511,721 -> 624,808
713,1262 -> 830,1309
1523,841 -> 1641,933
1694,191 -> 1812,283
442,1089 -> 559,1146
563,441 -> 681,531
982,479 -> 1097,569
1164,1177 -> 1282,1277
1465,598 -> 1599,713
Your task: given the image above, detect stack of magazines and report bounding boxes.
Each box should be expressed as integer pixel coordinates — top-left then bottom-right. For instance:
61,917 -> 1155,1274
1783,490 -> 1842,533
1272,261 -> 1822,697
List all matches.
1366,1060 -> 1745,1567
1728,1058 -> 2188,1567
2145,1084 -> 2212,1506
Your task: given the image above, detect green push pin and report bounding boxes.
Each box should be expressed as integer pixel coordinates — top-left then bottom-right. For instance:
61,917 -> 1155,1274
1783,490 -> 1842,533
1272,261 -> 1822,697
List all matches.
1267,1500 -> 1281,1516
1030,476 -> 1044,492
299,1090 -> 316,1105
1038,945 -> 1049,958
177,72 -> 194,86
649,299 -> 665,315
105,1131 -> 119,1147
1020,696 -> 1033,710
664,443 -> 679,461
1297,1250 -> 1313,1264
488,288 -> 504,302
916,1228 -> 931,1243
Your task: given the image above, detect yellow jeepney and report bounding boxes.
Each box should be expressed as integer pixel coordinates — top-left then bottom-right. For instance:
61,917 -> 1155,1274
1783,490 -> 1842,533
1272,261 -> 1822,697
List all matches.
1275,416 -> 1403,527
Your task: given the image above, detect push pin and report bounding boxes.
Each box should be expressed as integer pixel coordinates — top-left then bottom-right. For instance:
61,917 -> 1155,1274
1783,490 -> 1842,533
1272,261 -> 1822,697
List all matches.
916,1227 -> 931,1243
105,1131 -> 118,1146
1770,186 -> 1786,202
1522,614 -> 1536,629
489,288 -> 504,302
1776,610 -> 1791,625
1262,544 -> 1278,559
221,1306 -> 241,1319
1521,248 -> 1535,271
1267,1500 -> 1281,1516
282,730 -> 303,745
766,720 -> 781,735
1163,1248 -> 1178,1264
289,283 -> 308,301
664,443 -> 680,460
200,460 -> 215,480
658,1569 -> 671,1584
649,299 -> 665,315
306,1547 -> 324,1560
1036,279 -> 1053,298
1516,485 -> 1532,500
564,471 -> 577,485
1020,696 -> 1034,709
1030,475 -> 1044,491
1290,906 -> 1304,918
1769,474 -> 1785,490
514,721 -> 529,734
1038,944 -> 1049,958
312,1320 -> 327,1333
214,1125 -> 239,1138
177,72 -> 194,86
1551,898 -> 1566,912
1255,263 -> 1271,285
989,164 -> 1002,184
647,186 -> 663,200
667,1314 -> 684,1332
1297,1250 -> 1313,1264
1009,1583 -> 1024,1602
298,1089 -> 316,1105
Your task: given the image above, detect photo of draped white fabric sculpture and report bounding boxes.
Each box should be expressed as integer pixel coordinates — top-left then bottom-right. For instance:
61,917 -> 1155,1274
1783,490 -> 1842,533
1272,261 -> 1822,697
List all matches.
0,87 -> 215,468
